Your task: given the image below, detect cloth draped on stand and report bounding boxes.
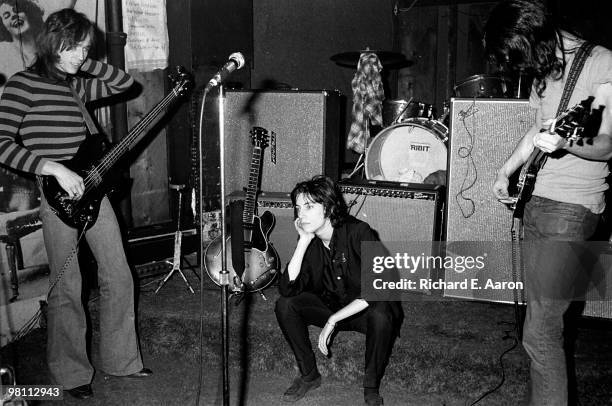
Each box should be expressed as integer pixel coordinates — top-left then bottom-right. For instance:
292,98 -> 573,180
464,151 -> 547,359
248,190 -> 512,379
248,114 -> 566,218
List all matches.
346,53 -> 385,154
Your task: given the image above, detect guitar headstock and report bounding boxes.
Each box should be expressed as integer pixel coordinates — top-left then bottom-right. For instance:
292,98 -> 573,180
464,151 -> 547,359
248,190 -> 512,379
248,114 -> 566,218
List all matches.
250,126 -> 269,149
169,66 -> 194,97
553,96 -> 596,145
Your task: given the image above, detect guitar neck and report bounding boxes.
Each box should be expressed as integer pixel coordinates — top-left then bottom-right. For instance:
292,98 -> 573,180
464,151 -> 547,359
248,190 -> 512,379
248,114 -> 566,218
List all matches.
526,147 -> 546,171
242,145 -> 263,225
84,88 -> 182,188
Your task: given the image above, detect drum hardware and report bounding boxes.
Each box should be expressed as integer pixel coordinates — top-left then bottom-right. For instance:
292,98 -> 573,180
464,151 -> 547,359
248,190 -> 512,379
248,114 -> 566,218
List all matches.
330,50 -> 412,68
391,96 -> 413,125
439,100 -> 451,127
513,69 -> 533,99
453,74 -> 514,98
382,98 -> 437,127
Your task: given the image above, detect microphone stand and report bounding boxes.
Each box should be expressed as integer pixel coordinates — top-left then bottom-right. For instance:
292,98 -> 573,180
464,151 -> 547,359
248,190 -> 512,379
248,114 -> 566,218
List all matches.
217,84 -> 231,406
198,52 -> 243,405
197,84 -> 230,406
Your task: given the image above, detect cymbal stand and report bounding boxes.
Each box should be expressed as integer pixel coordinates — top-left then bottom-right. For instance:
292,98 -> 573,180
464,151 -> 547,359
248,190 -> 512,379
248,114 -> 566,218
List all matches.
155,183 -> 195,294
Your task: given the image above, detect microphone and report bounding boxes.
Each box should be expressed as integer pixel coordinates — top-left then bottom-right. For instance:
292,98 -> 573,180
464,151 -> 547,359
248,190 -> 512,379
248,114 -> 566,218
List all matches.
204,52 -> 245,92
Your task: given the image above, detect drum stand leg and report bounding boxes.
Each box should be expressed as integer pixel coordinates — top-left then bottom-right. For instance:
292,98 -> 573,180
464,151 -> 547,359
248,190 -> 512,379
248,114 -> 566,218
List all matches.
155,184 -> 195,294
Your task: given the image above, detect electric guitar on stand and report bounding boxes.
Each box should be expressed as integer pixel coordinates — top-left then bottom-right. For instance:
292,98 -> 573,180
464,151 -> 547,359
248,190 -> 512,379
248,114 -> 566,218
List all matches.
205,127 -> 280,294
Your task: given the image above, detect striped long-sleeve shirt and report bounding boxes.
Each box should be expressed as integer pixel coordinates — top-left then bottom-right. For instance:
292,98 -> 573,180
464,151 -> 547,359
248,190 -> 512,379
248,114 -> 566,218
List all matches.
0,59 -> 134,174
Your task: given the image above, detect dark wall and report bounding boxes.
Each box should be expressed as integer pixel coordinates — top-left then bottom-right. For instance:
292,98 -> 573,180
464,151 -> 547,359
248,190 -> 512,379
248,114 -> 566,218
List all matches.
252,0 -> 395,91
252,0 -> 396,166
550,0 -> 612,49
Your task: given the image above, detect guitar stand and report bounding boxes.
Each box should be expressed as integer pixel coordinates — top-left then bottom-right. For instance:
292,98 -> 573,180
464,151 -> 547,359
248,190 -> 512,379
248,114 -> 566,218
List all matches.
155,184 -> 195,294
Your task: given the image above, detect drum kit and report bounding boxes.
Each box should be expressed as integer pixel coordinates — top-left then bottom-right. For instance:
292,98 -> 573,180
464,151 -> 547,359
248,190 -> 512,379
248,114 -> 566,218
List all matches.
332,50 -> 523,185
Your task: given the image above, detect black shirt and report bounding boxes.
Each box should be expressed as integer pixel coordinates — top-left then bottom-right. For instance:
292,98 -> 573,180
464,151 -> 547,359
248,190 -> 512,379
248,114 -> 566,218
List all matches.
279,216 -> 404,327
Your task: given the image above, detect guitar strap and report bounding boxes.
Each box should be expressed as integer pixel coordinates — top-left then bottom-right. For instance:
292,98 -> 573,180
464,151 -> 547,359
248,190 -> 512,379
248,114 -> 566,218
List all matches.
68,80 -> 101,137
229,199 -> 246,277
556,41 -> 595,116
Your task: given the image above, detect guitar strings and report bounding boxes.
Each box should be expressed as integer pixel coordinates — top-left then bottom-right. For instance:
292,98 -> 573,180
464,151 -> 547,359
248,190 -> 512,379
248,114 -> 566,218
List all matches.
83,89 -> 178,186
78,86 -> 182,199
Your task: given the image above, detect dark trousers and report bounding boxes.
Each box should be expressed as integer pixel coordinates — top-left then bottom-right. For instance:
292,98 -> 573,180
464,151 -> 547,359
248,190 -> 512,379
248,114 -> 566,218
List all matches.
275,292 -> 397,389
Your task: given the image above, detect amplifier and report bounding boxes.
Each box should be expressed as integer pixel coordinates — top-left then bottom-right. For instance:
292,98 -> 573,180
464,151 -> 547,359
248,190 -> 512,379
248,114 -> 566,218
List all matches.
339,180 -> 444,295
339,180 -> 443,243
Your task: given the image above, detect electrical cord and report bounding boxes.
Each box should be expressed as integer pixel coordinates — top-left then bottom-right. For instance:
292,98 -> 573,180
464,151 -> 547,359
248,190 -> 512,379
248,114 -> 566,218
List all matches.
468,320 -> 520,406
194,88 -> 208,406
454,100 -> 479,219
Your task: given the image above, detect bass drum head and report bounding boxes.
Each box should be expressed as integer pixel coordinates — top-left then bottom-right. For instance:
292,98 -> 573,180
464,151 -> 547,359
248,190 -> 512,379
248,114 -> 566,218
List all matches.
365,119 -> 448,183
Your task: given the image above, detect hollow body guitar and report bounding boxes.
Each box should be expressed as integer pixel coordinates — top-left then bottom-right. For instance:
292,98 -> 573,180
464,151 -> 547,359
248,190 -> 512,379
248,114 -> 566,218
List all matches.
40,67 -> 192,230
205,127 -> 280,293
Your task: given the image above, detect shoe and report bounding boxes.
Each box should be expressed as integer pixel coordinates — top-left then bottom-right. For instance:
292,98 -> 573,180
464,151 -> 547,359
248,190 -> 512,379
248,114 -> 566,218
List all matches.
364,392 -> 384,406
124,368 -> 153,378
66,384 -> 93,399
281,375 -> 321,402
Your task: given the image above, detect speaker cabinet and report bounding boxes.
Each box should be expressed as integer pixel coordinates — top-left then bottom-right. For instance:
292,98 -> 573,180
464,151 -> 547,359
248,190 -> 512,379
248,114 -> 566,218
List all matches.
201,90 -> 341,207
444,98 -> 535,303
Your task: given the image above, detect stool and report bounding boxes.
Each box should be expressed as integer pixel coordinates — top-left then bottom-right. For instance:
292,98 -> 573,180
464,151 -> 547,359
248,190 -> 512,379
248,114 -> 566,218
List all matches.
0,209 -> 43,302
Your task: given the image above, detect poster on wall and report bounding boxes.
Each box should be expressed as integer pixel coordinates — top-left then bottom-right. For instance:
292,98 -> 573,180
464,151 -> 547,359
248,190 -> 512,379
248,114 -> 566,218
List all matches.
121,0 -> 168,71
0,0 -> 104,271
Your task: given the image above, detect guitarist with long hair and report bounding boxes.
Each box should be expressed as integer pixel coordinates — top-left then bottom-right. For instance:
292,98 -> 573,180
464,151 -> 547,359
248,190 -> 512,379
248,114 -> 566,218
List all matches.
0,9 -> 151,399
485,1 -> 612,405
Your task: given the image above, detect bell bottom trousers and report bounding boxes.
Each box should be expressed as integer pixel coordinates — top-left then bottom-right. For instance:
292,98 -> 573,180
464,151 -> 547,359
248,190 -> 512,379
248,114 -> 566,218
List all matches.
40,195 -> 143,389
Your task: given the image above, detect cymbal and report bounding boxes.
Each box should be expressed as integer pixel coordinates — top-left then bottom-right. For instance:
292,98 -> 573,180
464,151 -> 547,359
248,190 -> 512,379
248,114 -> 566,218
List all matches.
330,50 -> 412,68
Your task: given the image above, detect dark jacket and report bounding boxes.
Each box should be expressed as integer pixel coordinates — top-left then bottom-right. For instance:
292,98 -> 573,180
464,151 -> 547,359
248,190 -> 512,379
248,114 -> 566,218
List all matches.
279,215 -> 404,331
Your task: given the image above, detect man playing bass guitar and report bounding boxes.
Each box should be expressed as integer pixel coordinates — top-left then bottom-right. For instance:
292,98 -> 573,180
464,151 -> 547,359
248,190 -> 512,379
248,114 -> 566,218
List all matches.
0,9 -> 151,399
486,1 -> 612,405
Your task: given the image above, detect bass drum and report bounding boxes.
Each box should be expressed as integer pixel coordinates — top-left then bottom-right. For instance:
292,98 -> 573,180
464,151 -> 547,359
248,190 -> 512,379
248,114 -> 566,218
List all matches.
365,118 -> 448,183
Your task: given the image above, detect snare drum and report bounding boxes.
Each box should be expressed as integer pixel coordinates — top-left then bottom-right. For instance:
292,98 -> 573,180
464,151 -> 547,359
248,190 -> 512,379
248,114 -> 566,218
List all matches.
382,99 -> 436,126
365,118 -> 448,183
453,74 -> 513,98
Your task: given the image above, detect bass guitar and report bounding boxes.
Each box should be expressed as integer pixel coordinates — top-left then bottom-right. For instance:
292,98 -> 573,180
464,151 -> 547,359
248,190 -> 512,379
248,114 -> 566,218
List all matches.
41,67 -> 192,230
506,96 -> 598,217
205,127 -> 280,293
